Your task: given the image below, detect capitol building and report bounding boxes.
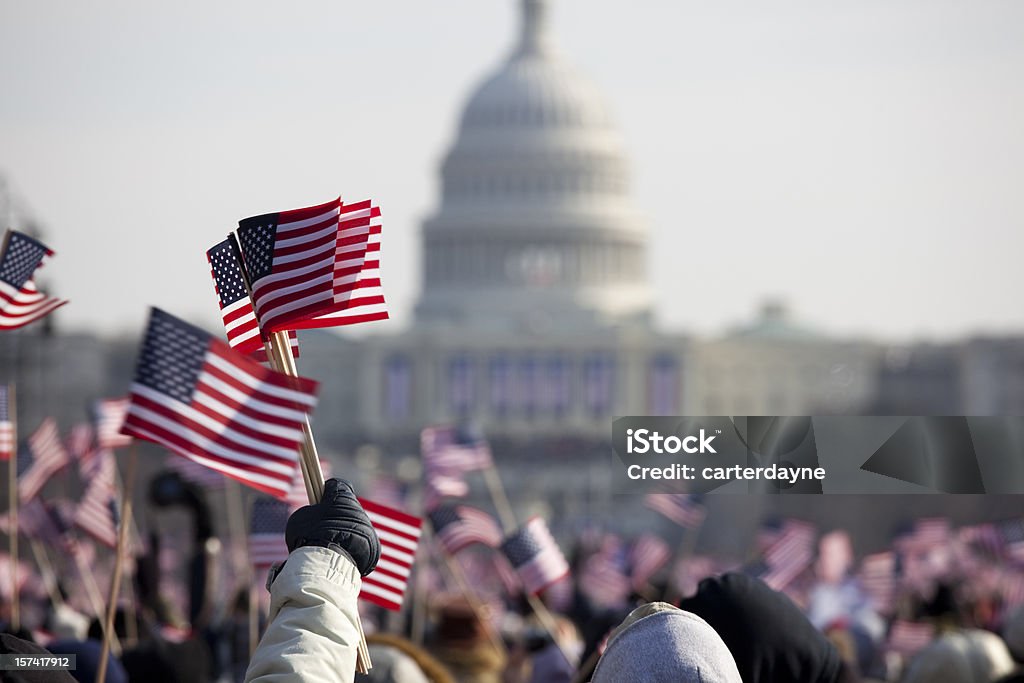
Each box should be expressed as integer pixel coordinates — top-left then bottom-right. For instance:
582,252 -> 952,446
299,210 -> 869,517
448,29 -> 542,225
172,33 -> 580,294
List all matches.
342,0 -> 887,445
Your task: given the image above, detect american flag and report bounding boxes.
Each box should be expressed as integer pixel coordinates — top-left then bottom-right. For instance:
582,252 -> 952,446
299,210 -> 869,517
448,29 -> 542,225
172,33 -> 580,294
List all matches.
899,518 -> 950,554
644,493 -> 706,529
17,499 -> 64,546
120,308 -> 319,499
500,517 -> 570,596
423,472 -> 469,513
579,536 -> 632,608
998,519 -> 1024,564
206,236 -> 298,362
429,504 -> 503,555
73,450 -> 119,548
0,230 -> 68,330
757,519 -> 816,591
359,498 -> 422,611
237,197 -> 353,334
421,425 -> 493,475
0,385 -> 13,460
629,533 -> 671,590
66,423 -> 94,464
291,200 -> 389,329
249,498 -> 289,568
95,398 -> 132,450
886,620 -> 934,656
859,551 -> 897,612
18,418 -> 70,501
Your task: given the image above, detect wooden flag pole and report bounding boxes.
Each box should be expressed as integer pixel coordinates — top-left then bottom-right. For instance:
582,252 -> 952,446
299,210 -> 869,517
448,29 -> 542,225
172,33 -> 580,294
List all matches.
524,592 -> 575,668
263,331 -> 371,673
7,383 -> 19,632
72,544 -> 115,648
97,446 -> 137,683
28,539 -> 63,609
483,466 -> 517,534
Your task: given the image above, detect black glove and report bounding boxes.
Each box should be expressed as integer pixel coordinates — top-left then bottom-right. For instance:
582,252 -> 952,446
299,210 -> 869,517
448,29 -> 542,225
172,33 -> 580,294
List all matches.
285,478 -> 381,577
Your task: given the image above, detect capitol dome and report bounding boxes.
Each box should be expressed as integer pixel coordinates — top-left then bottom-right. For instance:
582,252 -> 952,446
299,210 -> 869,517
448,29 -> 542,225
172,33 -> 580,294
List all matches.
416,0 -> 653,331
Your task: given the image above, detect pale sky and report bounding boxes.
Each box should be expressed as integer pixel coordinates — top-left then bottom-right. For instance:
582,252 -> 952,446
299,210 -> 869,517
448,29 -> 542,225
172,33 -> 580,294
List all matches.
1,1 -> 1022,342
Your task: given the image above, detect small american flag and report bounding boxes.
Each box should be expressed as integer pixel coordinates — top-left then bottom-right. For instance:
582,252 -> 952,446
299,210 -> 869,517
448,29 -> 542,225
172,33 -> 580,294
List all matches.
0,385 -> 13,460
249,498 -> 289,568
95,398 -> 132,450
18,499 -> 64,546
206,236 -> 298,362
629,533 -> 671,591
644,493 -> 706,529
0,230 -> 68,330
421,425 -> 493,475
66,423 -> 94,464
18,418 -> 70,501
899,518 -> 950,553
859,551 -> 897,613
120,308 -> 319,499
74,450 -> 119,548
886,620 -> 934,656
756,519 -> 816,591
292,200 -> 389,329
998,519 -> 1024,564
579,537 -> 632,608
237,197 -> 348,334
429,504 -> 503,555
500,517 -> 569,596
359,498 -> 422,611
423,472 -> 469,512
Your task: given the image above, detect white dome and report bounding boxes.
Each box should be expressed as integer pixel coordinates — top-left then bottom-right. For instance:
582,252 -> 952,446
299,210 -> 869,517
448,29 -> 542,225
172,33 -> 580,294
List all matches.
417,0 -> 652,331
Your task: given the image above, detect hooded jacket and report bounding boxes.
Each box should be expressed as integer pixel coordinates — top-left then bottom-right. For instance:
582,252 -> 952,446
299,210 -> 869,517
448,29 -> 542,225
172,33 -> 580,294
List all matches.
679,573 -> 848,683
591,602 -> 743,683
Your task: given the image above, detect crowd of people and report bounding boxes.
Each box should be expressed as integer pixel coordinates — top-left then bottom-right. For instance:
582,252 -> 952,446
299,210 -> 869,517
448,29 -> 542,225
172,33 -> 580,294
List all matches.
2,471 -> 1024,683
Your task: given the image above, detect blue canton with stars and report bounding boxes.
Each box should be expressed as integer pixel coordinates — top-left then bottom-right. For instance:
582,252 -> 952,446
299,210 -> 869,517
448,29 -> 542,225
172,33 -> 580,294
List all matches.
428,505 -> 460,534
133,309 -> 210,404
237,213 -> 280,283
501,525 -> 544,569
0,231 -> 50,289
208,236 -> 250,307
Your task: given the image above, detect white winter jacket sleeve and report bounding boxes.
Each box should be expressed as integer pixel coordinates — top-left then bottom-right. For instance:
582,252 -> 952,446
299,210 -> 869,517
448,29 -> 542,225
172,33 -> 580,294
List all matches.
244,546 -> 362,683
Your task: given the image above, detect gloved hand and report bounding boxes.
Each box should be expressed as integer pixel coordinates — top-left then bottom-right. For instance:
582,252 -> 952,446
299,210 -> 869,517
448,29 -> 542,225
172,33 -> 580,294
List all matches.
285,478 -> 381,577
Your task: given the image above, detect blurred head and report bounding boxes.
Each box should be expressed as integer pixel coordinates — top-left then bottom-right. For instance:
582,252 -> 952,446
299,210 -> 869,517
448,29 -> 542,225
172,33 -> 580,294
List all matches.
591,602 -> 742,683
902,629 -> 1014,683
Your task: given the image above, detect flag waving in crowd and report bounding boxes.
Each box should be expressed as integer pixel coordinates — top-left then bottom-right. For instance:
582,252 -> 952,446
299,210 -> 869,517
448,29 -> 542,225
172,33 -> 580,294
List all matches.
18,418 -> 70,502
357,498 -> 422,611
119,307 -> 319,499
235,198 -> 350,334
0,230 -> 68,330
500,517 -> 569,596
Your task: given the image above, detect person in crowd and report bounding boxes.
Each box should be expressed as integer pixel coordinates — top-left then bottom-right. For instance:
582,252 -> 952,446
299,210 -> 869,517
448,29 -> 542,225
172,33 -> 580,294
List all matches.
679,572 -> 860,683
588,601 -> 742,683
244,478 -> 381,682
901,628 -> 1014,683
427,598 -> 506,683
